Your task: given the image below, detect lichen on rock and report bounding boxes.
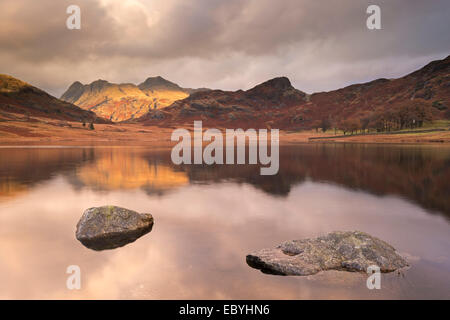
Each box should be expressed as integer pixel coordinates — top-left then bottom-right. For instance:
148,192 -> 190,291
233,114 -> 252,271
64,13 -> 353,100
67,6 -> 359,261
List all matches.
246,231 -> 408,276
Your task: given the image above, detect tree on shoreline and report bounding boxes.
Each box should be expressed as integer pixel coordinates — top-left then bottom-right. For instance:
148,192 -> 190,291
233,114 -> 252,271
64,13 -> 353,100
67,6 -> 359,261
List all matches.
335,101 -> 433,135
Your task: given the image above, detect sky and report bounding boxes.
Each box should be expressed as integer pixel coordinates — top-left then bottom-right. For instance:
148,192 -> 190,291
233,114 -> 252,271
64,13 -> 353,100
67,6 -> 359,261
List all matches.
0,0 -> 449,97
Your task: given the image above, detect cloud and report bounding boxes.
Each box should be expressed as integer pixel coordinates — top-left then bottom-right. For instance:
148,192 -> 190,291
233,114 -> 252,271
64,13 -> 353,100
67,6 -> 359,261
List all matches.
0,0 -> 449,96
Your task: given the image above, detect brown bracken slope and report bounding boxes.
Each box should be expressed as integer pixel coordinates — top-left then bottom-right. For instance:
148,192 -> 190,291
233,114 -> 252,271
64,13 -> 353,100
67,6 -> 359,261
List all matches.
136,55 -> 450,130
0,74 -> 108,123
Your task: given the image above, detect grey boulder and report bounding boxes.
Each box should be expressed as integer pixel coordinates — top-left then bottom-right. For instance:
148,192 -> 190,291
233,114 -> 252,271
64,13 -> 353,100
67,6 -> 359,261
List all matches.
76,206 -> 154,250
246,231 -> 408,276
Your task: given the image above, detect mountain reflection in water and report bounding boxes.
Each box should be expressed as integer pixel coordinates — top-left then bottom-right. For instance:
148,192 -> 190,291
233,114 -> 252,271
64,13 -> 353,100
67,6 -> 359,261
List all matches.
0,144 -> 449,299
1,145 -> 449,216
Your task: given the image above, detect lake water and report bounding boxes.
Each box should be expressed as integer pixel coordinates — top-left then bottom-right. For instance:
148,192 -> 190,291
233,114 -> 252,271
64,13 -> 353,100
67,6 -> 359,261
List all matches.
0,144 -> 449,299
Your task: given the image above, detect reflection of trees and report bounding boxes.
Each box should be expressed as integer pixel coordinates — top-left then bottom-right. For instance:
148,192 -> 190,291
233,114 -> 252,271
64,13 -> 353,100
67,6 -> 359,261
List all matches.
173,144 -> 450,217
282,144 -> 450,217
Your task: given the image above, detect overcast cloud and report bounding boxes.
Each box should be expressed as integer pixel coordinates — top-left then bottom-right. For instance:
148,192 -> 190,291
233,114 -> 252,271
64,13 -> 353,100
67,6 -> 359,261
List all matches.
0,0 -> 449,96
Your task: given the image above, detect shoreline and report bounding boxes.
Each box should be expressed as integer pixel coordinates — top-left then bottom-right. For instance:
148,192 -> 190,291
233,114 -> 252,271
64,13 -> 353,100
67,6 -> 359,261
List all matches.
0,118 -> 449,146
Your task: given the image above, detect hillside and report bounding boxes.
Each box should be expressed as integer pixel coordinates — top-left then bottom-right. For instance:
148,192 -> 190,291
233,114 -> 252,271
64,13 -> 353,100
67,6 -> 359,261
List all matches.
304,54 -> 450,132
137,55 -> 450,130
61,76 -> 209,122
0,74 -> 104,123
136,77 -> 308,128
3,55 -> 448,133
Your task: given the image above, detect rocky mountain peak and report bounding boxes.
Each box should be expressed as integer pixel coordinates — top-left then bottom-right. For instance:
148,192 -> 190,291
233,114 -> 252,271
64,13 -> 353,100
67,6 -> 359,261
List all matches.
88,79 -> 111,91
246,76 -> 306,101
251,77 -> 293,91
138,76 -> 182,91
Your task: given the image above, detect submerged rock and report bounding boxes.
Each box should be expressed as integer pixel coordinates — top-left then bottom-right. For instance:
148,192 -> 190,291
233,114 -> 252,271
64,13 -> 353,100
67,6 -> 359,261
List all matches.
246,231 -> 408,276
76,206 -> 154,250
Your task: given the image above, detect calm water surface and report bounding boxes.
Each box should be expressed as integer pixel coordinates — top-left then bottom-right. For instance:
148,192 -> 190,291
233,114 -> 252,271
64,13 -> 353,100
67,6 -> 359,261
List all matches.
0,144 -> 449,299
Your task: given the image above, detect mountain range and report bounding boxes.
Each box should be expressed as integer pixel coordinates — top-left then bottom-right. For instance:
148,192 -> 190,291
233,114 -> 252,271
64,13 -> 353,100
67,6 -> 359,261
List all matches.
61,76 -> 209,122
1,55 -> 449,129
138,55 -> 450,129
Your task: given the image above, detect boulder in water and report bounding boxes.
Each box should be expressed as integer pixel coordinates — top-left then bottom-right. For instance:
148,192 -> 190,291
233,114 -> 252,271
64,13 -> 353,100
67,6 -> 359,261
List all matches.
246,231 -> 408,276
76,206 -> 154,250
